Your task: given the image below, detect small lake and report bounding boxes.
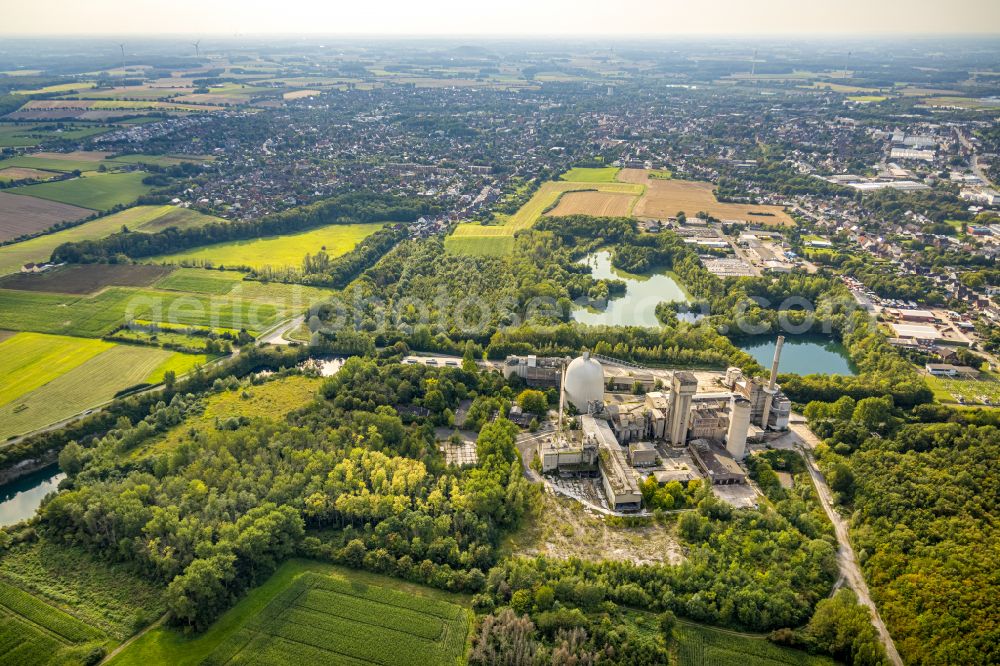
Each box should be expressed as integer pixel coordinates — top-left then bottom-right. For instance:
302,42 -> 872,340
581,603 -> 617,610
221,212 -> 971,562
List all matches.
572,250 -> 688,328
739,335 -> 857,376
0,466 -> 65,528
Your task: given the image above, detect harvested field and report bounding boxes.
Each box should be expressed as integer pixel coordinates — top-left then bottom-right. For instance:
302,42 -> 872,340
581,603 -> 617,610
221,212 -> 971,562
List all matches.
548,190 -> 637,217
0,191 -> 91,242
624,171 -> 796,226
283,89 -> 320,100
31,151 -> 112,162
0,167 -> 53,183
447,179 -> 643,255
0,264 -> 173,295
0,205 -> 220,276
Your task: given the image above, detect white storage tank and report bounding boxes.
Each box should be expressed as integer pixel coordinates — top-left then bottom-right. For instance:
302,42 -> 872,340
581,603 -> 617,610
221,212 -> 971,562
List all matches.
564,352 -> 604,413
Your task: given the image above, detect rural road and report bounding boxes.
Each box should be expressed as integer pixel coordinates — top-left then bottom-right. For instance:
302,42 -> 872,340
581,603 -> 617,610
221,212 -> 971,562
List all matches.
258,314 -> 306,346
790,423 -> 904,666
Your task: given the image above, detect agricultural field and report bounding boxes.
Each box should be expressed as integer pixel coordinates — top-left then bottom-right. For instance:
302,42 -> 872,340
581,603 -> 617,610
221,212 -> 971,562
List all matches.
447,179 -> 643,255
0,152 -> 113,173
621,170 -> 796,226
0,264 -> 173,294
0,123 -> 111,148
12,81 -> 97,95
921,96 -> 1000,110
0,540 -> 166,641
0,578 -> 109,666
146,222 -> 385,271
6,99 -> 225,120
559,166 -> 622,182
0,345 -> 208,440
108,561 -> 472,666
548,190 -> 637,217
153,267 -> 246,295
0,332 -> 113,407
111,154 -> 209,167
0,205 -> 221,276
0,190 -> 90,243
8,171 -> 153,211
0,167 -> 54,183
675,622 -> 834,666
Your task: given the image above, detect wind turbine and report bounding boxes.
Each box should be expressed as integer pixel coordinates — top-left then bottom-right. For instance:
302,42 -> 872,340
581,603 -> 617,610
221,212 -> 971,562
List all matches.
192,40 -> 201,58
118,43 -> 126,77
750,48 -> 758,83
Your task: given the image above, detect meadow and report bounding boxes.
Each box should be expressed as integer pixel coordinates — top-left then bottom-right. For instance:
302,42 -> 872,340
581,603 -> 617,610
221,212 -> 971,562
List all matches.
0,345 -> 208,440
559,166 -> 622,182
146,222 -> 385,271
0,332 -> 113,408
0,540 -> 166,641
108,561 -> 472,666
0,205 -> 220,276
130,374 -> 322,459
675,622 -> 834,666
9,171 -> 153,211
0,123 -> 110,148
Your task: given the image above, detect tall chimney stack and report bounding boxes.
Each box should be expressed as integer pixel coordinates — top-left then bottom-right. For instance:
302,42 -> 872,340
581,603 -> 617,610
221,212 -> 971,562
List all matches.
768,335 -> 785,390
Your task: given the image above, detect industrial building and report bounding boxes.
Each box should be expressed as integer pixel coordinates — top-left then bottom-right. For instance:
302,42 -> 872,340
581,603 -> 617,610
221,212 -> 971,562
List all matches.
527,339 -> 792,511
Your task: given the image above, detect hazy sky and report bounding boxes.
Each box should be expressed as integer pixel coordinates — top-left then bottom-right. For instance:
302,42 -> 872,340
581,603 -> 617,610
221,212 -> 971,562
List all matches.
4,0 -> 1000,36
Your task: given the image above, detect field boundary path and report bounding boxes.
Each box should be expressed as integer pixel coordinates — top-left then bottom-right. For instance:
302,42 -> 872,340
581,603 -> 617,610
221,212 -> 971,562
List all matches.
789,422 -> 904,666
98,614 -> 166,665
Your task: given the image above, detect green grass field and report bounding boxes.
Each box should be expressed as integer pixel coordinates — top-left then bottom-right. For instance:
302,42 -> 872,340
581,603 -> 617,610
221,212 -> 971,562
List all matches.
9,171 -> 153,211
560,166 -> 622,182
0,285 -> 291,337
146,222 -> 385,271
108,560 -> 472,666
0,205 -> 221,276
0,579 -> 109,666
0,332 -> 113,408
0,345 -> 207,440
0,540 -> 166,641
0,124 -> 111,148
676,623 -> 834,666
447,179 -> 643,255
153,268 -> 246,295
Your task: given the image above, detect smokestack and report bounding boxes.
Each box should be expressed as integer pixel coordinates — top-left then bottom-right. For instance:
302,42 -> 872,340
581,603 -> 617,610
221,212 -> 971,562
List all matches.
768,335 -> 785,390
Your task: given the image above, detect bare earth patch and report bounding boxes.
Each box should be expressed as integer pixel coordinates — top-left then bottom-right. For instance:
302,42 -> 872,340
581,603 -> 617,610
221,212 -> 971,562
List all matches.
505,489 -> 685,566
0,191 -> 91,242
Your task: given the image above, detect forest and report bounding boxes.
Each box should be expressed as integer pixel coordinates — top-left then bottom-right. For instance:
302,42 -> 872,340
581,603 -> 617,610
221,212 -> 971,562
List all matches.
803,394 -> 1000,665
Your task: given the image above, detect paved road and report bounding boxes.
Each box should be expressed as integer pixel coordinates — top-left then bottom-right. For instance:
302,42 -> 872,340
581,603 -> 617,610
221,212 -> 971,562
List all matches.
790,423 -> 904,666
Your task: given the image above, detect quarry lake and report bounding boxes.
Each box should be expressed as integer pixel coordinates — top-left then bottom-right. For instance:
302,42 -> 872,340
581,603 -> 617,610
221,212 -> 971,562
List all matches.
0,466 -> 65,527
739,335 -> 857,376
573,250 -> 689,328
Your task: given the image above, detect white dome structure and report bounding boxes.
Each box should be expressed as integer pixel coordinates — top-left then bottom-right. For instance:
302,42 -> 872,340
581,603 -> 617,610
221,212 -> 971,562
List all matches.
564,352 -> 604,413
